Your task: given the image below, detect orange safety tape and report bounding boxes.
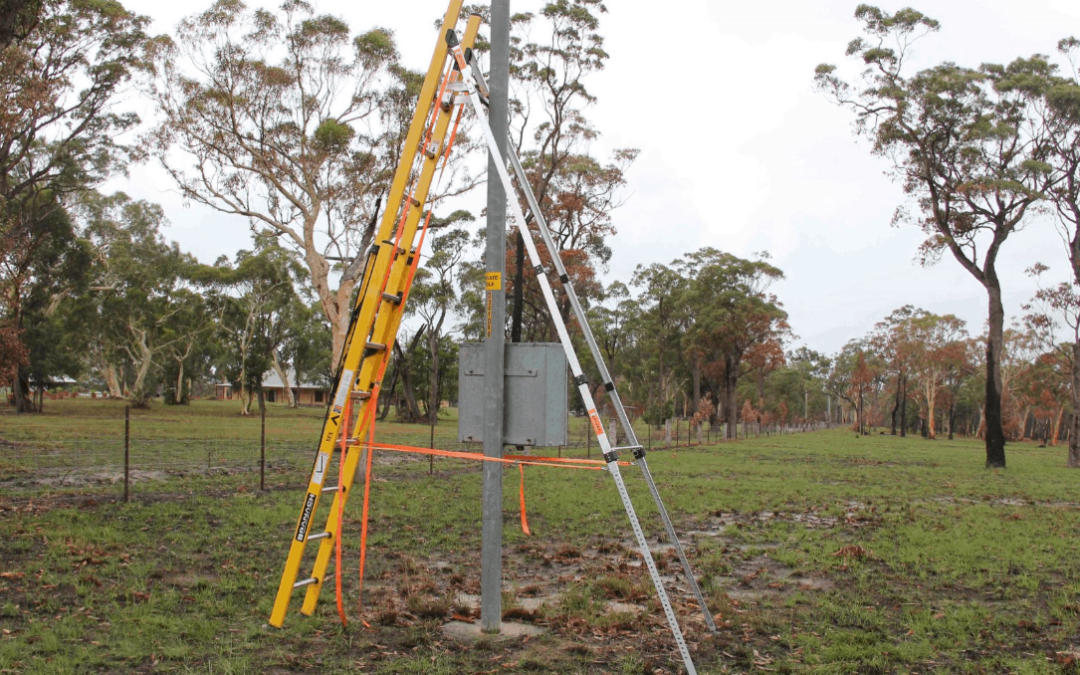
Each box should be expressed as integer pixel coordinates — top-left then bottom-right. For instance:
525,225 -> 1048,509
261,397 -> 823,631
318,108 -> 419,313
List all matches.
424,62 -> 454,146
334,396 -> 350,627
357,395 -> 376,626
443,105 -> 464,164
519,464 -> 530,536
353,440 -> 625,470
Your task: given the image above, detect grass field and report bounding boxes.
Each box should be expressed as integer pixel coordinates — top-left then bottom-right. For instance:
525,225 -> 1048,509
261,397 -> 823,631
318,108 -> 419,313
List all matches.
2,400 -> 1079,674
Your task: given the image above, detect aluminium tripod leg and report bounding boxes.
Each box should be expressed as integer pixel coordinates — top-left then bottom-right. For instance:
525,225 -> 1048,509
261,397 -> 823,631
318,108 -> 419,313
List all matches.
448,37 -> 697,675
502,106 -> 717,635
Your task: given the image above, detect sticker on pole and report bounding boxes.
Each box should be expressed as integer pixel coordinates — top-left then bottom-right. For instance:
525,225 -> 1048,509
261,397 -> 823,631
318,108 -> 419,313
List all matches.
311,451 -> 329,486
485,272 -> 501,290
485,292 -> 492,337
587,409 -> 604,436
332,369 -> 354,413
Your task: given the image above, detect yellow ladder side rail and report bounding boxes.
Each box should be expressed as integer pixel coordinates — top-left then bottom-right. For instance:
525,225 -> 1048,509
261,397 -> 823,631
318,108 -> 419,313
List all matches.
268,0 -> 463,629
299,16 -> 481,618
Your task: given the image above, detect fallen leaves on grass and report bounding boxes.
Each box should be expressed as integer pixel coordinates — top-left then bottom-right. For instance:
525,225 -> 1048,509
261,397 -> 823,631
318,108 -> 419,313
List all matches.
832,545 -> 874,559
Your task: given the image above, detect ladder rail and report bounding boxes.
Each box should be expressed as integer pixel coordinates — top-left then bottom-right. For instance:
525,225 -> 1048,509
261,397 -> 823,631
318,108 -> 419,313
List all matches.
300,57 -> 475,613
450,38 -> 698,675
269,0 -> 467,628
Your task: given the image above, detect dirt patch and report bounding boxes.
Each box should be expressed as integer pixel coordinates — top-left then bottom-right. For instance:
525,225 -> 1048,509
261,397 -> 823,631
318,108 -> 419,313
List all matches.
0,468 -> 167,489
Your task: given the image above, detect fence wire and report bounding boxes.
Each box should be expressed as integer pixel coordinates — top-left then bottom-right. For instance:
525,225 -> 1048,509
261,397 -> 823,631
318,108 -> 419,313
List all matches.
0,410 -> 832,507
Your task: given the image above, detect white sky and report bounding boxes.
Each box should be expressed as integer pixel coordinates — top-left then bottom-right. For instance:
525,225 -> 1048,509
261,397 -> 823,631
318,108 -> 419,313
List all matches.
108,0 -> 1080,355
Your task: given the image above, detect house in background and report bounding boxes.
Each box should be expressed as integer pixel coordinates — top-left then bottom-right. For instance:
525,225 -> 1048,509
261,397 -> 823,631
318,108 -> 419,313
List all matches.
215,370 -> 329,406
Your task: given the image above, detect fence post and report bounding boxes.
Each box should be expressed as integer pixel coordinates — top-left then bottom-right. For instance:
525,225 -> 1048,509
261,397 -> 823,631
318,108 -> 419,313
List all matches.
260,404 -> 266,491
123,405 -> 130,503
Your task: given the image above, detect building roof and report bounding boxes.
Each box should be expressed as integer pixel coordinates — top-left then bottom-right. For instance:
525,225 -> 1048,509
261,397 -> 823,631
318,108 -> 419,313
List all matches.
217,369 -> 327,390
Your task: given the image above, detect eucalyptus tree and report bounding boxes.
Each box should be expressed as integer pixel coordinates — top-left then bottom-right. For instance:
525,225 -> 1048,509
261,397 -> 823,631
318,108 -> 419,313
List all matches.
79,192 -> 208,407
0,0 -> 41,48
1,197 -> 90,411
630,260 -> 690,413
462,1 -> 635,341
1023,264 -> 1080,463
206,240 -> 309,413
148,0 -> 478,370
905,311 -> 968,439
1010,38 -> 1080,465
678,249 -> 789,436
0,0 -> 150,237
408,227 -> 471,424
816,5 -> 1053,467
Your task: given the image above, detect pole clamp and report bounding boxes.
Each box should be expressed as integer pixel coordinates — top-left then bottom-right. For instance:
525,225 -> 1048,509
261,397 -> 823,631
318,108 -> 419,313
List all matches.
573,374 -> 588,386
602,450 -> 619,464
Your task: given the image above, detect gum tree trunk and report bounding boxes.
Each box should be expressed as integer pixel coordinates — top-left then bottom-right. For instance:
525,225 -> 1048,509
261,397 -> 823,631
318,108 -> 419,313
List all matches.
1069,341 -> 1080,467
724,358 -> 739,440
984,283 -> 1007,468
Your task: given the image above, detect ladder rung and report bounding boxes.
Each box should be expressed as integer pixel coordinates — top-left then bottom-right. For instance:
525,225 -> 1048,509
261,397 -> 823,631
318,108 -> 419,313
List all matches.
307,530 -> 333,540
381,239 -> 406,254
381,292 -> 402,305
351,390 -> 372,400
364,342 -> 387,353
293,573 -> 333,589
418,141 -> 437,160
320,486 -> 341,494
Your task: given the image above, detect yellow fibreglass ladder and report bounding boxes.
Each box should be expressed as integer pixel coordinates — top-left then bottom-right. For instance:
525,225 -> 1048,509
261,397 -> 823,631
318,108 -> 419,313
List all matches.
268,2 -> 479,628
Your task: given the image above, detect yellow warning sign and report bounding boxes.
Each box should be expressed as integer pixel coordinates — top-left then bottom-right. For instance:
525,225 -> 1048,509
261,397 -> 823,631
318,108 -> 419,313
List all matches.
485,272 -> 502,291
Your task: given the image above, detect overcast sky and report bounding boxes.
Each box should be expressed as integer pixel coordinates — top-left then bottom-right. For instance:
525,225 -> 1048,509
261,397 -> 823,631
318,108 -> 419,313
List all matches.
109,0 -> 1079,355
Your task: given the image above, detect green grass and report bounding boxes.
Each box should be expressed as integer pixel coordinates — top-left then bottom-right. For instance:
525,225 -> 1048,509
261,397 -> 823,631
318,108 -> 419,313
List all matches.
2,400 -> 1080,674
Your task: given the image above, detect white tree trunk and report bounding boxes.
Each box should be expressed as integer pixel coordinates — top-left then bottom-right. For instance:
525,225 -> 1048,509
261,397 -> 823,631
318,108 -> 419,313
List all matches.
272,352 -> 296,408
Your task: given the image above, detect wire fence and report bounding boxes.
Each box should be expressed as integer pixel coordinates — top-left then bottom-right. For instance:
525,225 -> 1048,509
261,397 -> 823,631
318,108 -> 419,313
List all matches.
0,406 -> 835,506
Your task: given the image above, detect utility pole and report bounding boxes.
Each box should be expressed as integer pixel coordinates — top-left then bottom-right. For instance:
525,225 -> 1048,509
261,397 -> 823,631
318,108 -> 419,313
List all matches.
481,0 -> 509,635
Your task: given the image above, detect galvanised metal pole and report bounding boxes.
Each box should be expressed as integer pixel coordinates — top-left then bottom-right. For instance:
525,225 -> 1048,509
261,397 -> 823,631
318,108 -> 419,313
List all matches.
481,0 -> 510,635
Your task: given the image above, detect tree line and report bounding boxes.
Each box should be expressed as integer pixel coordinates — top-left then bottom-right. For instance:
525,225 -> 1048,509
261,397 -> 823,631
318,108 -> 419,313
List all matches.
2,0 -> 1079,472
816,5 -> 1080,468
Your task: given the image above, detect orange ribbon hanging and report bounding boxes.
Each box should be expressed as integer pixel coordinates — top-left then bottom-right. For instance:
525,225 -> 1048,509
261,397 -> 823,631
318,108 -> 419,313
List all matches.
519,464 -> 530,536
334,396 -> 350,627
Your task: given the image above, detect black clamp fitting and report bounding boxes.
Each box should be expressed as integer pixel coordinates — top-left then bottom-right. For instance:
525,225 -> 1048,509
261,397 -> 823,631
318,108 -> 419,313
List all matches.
573,373 -> 588,387
602,450 -> 619,464
632,446 -> 647,460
